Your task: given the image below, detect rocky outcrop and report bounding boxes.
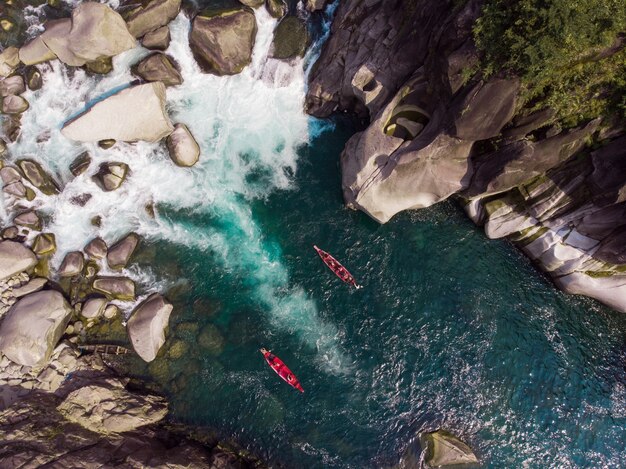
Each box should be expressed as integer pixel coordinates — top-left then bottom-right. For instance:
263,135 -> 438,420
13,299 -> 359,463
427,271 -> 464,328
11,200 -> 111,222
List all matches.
127,293 -> 173,362
189,5 -> 257,75
124,0 -> 182,39
420,430 -> 479,468
19,3 -> 136,67
166,123 -> 200,167
132,52 -> 183,86
0,291 -> 72,367
62,82 -> 174,143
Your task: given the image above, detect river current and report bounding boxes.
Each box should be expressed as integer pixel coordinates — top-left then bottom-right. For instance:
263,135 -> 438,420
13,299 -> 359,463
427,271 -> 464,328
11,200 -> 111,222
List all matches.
3,2 -> 626,468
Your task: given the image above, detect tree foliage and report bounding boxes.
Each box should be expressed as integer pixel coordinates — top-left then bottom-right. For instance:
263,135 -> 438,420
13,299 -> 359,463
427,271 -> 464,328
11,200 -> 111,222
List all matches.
473,0 -> 626,126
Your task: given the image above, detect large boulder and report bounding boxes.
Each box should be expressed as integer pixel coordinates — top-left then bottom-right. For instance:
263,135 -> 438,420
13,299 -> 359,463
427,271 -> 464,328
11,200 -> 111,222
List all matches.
92,162 -> 129,192
124,0 -> 182,39
1,95 -> 29,114
92,277 -> 136,301
166,123 -> 200,167
0,240 -> 37,281
59,251 -> 84,277
57,378 -> 168,434
19,3 -> 136,67
127,293 -> 173,362
0,291 -> 73,367
107,233 -> 140,270
131,52 -> 182,87
14,210 -> 42,231
270,16 -> 308,60
141,25 -> 171,50
0,47 -> 20,77
420,430 -> 479,468
84,237 -> 108,259
0,75 -> 26,97
62,82 -> 174,143
81,297 -> 108,319
32,233 -> 56,256
17,159 -> 61,195
189,5 -> 257,76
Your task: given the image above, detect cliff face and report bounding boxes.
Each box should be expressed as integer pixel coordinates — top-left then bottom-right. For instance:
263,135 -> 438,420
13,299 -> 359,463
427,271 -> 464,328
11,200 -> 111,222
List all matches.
306,0 -> 626,313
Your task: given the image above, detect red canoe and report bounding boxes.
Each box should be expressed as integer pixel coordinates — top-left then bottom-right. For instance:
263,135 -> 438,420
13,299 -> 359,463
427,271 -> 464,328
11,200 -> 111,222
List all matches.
314,245 -> 361,288
260,348 -> 304,393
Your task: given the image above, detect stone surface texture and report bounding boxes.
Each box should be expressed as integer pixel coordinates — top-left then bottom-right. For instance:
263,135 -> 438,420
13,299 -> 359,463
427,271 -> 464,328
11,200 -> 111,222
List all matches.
127,293 -> 173,362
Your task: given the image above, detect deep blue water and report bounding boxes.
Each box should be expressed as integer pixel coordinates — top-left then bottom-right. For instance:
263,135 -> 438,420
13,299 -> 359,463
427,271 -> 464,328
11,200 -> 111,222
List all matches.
133,117 -> 626,468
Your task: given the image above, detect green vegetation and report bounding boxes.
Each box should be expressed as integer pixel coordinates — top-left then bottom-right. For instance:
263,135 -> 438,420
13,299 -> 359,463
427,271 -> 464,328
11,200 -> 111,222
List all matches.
473,0 -> 626,126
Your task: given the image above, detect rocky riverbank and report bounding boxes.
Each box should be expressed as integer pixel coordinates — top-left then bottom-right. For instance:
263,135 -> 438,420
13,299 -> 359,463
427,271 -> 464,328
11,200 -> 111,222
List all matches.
306,0 -> 626,313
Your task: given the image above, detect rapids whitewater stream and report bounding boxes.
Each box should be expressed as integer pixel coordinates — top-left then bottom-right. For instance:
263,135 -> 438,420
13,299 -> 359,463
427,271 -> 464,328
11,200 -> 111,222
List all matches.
3,2 -> 626,468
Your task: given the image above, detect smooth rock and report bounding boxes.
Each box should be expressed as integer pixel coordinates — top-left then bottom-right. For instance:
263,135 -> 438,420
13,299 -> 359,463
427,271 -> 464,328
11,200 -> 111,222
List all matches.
0,166 -> 22,185
420,430 -> 479,468
32,233 -> 56,256
81,297 -> 107,319
166,123 -> 200,167
0,241 -> 37,281
0,47 -> 20,77
62,82 -> 174,143
84,237 -> 108,259
11,277 -> 47,298
132,52 -> 182,86
13,211 -> 41,231
265,0 -> 287,18
25,66 -> 43,91
0,290 -> 72,367
69,151 -> 92,177
92,277 -> 136,301
59,251 -> 84,277
189,5 -> 257,75
84,57 -> 113,75
103,304 -> 119,319
1,95 -> 29,114
127,293 -> 173,362
3,181 -> 35,200
141,25 -> 171,50
125,0 -> 182,38
92,162 -> 129,192
17,159 -> 61,195
107,233 -> 139,270
98,139 -> 116,149
0,75 -> 25,97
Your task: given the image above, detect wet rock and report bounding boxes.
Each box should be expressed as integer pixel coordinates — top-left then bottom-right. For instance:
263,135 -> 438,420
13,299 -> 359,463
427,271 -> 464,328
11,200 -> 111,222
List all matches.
127,293 -> 173,362
141,25 -> 171,50
13,210 -> 41,231
167,340 -> 188,359
271,16 -> 308,60
70,193 -> 92,206
0,75 -> 26,97
19,35 -> 57,66
189,5 -> 257,76
12,277 -> 47,298
59,251 -> 84,277
57,378 -> 168,434
25,66 -> 43,91
0,240 -> 37,281
84,56 -> 113,75
98,138 -> 116,149
266,0 -> 287,19
103,304 -> 119,319
0,138 -> 6,157
81,297 -> 107,319
32,233 -> 56,256
62,82 -> 174,143
2,226 -> 19,240
0,47 -> 20,77
132,52 -> 183,87
17,159 -> 61,195
92,162 -> 129,192
107,233 -> 139,270
0,290 -> 72,367
420,430 -> 478,468
305,0 -> 329,12
92,277 -> 136,301
124,0 -> 182,39
69,151 -> 92,177
166,123 -> 200,167
3,181 -> 36,200
0,165 -> 22,185
197,324 -> 224,355
84,237 -> 108,260
1,95 -> 29,114
240,0 -> 264,7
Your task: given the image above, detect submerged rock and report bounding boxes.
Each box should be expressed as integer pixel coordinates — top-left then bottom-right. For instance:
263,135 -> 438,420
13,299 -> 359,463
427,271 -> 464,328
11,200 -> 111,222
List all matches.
197,324 -> 225,356
124,0 -> 182,39
0,240 -> 37,281
62,82 -> 174,143
127,293 -> 174,362
0,290 -> 72,367
107,233 -> 139,270
92,162 -> 129,192
420,430 -> 479,468
141,25 -> 171,50
271,16 -> 308,60
189,5 -> 257,76
132,52 -> 183,87
166,123 -> 200,167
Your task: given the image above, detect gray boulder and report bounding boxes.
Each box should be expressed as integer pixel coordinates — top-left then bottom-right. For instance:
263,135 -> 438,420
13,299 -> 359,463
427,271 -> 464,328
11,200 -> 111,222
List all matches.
166,123 -> 200,167
92,162 -> 129,192
420,430 -> 479,468
127,293 -> 173,362
12,277 -> 47,298
13,211 -> 41,231
0,291 -> 72,367
92,277 -> 136,301
124,0 -> 182,39
81,297 -> 108,319
0,75 -> 26,97
59,251 -> 84,277
271,16 -> 308,60
132,52 -> 182,87
84,237 -> 108,259
1,95 -> 29,114
62,82 -> 174,143
0,241 -> 37,281
107,233 -> 139,270
141,25 -> 171,50
17,159 -> 61,195
189,5 -> 257,76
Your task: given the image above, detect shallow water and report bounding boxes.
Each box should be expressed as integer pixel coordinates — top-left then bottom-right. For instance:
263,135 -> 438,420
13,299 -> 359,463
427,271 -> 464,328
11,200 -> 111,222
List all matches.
2,3 -> 626,468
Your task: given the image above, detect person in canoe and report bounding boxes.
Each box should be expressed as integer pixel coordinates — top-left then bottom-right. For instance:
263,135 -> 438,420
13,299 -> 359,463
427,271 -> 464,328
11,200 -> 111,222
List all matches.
260,348 -> 304,392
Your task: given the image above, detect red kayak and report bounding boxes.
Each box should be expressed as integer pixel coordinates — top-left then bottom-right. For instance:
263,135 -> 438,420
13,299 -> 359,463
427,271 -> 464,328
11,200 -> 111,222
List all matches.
314,245 -> 361,288
260,348 -> 304,393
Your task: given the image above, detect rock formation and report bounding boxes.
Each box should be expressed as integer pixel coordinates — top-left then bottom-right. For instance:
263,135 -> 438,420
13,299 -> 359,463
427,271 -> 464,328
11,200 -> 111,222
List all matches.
127,293 -> 174,362
141,25 -> 171,50
124,0 -> 182,39
166,123 -> 201,167
132,52 -> 183,86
